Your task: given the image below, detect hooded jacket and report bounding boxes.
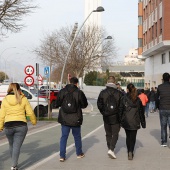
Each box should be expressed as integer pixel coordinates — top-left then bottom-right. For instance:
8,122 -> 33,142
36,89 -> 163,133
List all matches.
119,93 -> 146,130
97,83 -> 123,125
56,84 -> 88,126
138,93 -> 148,106
0,93 -> 37,130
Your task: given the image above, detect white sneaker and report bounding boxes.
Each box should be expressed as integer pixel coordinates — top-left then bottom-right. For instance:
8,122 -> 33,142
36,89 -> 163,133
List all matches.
108,150 -> 116,159
161,144 -> 167,147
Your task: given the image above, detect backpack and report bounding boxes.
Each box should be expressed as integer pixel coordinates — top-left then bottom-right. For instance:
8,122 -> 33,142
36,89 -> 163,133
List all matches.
61,89 -> 78,114
104,90 -> 118,116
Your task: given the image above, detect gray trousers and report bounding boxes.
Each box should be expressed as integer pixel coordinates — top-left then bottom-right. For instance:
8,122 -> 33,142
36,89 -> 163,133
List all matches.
104,122 -> 120,151
5,125 -> 28,167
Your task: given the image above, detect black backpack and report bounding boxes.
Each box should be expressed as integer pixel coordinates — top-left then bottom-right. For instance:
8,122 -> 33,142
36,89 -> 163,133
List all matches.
104,90 -> 118,116
62,89 -> 78,114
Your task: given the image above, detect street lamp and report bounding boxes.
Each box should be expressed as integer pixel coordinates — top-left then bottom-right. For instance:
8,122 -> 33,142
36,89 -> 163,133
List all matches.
59,6 -> 105,88
86,35 -> 112,69
0,47 -> 16,70
82,36 -> 112,89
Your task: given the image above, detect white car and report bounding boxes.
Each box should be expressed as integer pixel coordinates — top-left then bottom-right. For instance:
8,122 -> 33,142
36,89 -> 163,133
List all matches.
0,85 -> 50,117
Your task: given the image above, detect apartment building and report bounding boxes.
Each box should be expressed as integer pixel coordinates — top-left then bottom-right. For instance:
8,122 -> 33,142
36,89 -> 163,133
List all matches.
138,0 -> 170,88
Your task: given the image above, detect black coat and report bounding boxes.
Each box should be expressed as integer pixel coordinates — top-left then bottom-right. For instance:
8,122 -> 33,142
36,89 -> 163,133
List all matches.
157,81 -> 170,110
119,94 -> 146,130
56,84 -> 88,126
97,86 -> 123,125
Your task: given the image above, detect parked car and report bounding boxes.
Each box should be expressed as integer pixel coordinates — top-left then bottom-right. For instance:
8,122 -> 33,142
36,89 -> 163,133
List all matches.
37,89 -> 59,108
0,85 -> 50,117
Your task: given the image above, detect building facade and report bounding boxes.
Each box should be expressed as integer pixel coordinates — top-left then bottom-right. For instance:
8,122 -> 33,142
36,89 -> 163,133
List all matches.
138,0 -> 170,88
84,0 -> 102,27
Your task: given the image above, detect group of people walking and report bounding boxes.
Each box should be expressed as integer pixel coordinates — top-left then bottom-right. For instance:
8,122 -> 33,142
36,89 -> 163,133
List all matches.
0,72 -> 170,169
97,76 -> 146,160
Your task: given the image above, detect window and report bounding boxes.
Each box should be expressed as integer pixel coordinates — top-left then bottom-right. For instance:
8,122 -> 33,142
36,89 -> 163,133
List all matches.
152,26 -> 154,40
138,39 -> 143,47
162,53 -> 165,64
22,90 -> 32,99
160,18 -> 162,34
155,23 -> 157,37
138,16 -> 143,25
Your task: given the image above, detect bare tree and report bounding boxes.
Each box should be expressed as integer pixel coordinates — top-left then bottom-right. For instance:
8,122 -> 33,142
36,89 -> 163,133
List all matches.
34,25 -> 117,83
0,0 -> 37,36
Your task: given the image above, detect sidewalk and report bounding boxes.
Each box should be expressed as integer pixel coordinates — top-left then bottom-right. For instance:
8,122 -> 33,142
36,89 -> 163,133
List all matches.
26,112 -> 170,170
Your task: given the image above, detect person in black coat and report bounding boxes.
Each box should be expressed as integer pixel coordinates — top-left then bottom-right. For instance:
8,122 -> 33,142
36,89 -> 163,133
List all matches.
56,77 -> 88,162
157,72 -> 170,147
97,76 -> 123,159
119,83 -> 146,160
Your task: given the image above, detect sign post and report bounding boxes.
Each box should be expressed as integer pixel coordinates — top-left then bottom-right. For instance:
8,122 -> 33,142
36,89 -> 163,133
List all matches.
44,66 -> 51,119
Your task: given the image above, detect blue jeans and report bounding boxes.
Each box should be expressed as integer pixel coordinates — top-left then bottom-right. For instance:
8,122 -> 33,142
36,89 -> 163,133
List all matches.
5,125 -> 28,167
60,125 -> 83,158
149,101 -> 155,112
159,110 -> 170,144
145,103 -> 149,117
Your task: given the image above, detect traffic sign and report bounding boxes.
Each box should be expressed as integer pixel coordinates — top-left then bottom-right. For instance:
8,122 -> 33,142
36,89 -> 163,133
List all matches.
38,80 -> 43,85
44,66 -> 50,78
24,75 -> 34,86
24,65 -> 34,75
38,74 -> 43,81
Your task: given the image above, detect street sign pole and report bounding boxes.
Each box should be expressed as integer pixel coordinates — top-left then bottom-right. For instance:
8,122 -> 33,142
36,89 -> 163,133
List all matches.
36,63 -> 39,121
48,67 -> 51,119
44,66 -> 51,119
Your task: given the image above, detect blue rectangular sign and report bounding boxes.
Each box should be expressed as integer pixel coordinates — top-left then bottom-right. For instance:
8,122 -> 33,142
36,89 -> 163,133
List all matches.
44,66 -> 50,78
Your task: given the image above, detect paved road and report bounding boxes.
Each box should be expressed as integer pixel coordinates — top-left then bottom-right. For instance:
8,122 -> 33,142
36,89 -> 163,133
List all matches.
25,112 -> 170,170
0,96 -> 102,170
1,91 -> 170,170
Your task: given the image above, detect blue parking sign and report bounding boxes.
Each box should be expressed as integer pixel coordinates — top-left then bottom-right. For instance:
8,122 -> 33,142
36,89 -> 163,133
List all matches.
44,66 -> 50,78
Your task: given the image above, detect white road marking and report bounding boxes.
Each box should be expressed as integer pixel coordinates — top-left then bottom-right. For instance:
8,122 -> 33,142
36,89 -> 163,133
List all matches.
88,100 -> 93,112
25,124 -> 104,170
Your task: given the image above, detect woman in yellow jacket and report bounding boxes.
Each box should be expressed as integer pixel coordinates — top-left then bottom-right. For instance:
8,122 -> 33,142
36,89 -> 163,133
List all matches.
0,83 -> 37,170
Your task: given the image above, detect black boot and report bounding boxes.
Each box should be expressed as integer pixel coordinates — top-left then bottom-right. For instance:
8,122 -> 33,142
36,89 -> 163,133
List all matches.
128,152 -> 133,160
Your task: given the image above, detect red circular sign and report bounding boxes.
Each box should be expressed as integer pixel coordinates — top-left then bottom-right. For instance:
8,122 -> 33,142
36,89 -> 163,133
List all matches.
24,65 -> 34,75
24,75 -> 34,86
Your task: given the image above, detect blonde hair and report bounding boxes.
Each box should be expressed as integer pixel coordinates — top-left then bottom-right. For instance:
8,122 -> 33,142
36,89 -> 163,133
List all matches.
7,83 -> 22,104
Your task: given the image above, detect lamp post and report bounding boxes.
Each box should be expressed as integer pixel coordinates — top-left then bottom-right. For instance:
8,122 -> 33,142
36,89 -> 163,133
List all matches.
92,35 -> 112,58
0,47 -> 16,70
59,6 -> 105,88
82,36 -> 112,89
86,36 -> 112,70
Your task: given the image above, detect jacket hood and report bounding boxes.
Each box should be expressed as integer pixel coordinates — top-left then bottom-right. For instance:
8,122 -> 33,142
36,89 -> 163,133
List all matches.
106,83 -> 117,89
4,93 -> 24,106
65,84 -> 78,92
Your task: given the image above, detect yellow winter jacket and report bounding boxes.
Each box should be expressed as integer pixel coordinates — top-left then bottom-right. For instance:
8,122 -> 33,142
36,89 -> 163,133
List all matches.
0,93 -> 37,130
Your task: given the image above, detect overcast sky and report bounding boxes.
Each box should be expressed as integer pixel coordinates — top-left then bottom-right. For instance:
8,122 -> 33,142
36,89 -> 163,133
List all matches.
0,0 -> 138,80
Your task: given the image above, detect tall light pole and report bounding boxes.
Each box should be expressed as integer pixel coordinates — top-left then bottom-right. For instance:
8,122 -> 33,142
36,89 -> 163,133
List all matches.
0,47 -> 16,70
86,36 -> 112,70
59,6 -> 105,88
82,36 -> 112,89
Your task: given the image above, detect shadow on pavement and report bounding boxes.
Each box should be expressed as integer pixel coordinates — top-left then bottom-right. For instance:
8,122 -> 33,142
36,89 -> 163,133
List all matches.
18,140 -> 59,169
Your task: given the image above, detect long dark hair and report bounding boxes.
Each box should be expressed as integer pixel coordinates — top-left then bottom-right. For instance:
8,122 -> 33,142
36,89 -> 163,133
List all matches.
127,83 -> 138,102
